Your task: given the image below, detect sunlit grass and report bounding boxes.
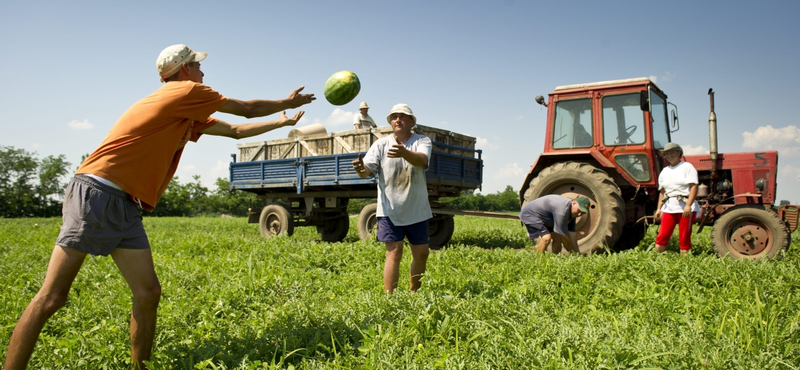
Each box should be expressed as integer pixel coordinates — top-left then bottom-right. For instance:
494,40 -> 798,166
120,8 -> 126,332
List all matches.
1,216 -> 799,369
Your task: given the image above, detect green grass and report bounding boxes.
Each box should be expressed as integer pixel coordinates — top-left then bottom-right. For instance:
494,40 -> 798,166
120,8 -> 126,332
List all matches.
1,216 -> 799,369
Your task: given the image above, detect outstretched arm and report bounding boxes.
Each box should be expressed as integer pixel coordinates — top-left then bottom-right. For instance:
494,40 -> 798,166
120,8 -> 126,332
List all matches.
200,111 -> 304,139
218,86 -> 315,119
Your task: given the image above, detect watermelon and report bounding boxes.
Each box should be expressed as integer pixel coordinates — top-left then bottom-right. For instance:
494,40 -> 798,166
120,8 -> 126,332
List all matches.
323,70 -> 361,106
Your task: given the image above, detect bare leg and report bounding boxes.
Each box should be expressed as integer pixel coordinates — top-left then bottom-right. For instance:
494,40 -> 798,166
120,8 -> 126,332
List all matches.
4,246 -> 86,370
383,241 -> 404,293
111,248 -> 161,370
535,234 -> 552,253
655,244 -> 667,253
408,244 -> 429,291
551,234 -> 563,254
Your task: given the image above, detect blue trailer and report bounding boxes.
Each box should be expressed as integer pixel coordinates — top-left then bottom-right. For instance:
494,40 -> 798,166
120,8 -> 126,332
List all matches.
229,125 -> 485,248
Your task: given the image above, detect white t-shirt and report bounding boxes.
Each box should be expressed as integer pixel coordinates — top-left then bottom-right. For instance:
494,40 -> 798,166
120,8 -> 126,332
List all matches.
363,133 -> 432,226
354,114 -> 377,128
658,161 -> 701,217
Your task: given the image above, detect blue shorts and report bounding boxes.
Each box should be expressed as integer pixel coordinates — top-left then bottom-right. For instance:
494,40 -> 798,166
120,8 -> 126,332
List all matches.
524,223 -> 551,242
377,217 -> 429,245
56,175 -> 150,256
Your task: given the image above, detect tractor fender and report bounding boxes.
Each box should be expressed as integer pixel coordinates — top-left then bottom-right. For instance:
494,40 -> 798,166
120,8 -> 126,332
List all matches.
519,151 -> 616,204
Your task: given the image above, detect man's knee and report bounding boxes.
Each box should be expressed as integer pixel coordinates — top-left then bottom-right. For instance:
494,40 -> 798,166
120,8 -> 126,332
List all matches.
31,289 -> 70,317
133,282 -> 162,308
411,244 -> 429,261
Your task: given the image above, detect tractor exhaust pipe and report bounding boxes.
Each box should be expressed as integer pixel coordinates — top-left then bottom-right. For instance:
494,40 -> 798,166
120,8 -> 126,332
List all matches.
708,88 -> 718,179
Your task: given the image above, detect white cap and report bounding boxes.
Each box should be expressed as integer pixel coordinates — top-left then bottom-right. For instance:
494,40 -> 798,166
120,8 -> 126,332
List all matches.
359,102 -> 369,109
386,103 -> 416,123
156,44 -> 207,82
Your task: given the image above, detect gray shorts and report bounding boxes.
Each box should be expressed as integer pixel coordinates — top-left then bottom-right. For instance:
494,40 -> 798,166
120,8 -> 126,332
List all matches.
56,175 -> 149,256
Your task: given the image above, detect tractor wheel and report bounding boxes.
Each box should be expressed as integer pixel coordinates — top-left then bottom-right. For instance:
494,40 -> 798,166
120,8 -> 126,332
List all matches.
317,211 -> 350,242
711,205 -> 790,260
259,203 -> 294,239
357,203 -> 379,241
523,161 -> 625,254
428,215 -> 455,250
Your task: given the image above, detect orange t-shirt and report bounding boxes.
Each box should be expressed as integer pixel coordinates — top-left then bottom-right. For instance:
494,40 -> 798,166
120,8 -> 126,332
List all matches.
77,81 -> 228,210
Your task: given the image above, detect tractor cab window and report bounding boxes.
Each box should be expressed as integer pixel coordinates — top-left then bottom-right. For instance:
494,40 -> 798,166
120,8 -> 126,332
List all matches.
552,98 -> 593,149
602,93 -> 645,146
650,91 -> 670,149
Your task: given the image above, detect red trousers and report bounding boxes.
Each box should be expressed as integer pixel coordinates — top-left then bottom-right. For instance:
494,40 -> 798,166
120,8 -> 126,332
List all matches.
656,212 -> 696,250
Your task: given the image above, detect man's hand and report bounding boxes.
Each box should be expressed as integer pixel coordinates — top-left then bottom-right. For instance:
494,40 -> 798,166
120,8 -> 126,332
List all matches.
352,153 -> 370,178
278,110 -> 305,128
387,143 -> 409,159
286,86 -> 316,108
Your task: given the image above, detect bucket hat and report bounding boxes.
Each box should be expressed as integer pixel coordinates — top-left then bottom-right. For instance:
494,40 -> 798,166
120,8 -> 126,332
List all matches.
157,44 -> 207,82
386,103 -> 416,123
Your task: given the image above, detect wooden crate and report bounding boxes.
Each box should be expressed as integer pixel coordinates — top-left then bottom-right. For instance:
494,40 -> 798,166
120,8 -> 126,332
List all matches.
237,125 -> 477,162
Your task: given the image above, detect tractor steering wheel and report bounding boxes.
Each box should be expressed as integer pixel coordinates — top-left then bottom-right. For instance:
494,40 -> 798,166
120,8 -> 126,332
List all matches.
616,125 -> 638,144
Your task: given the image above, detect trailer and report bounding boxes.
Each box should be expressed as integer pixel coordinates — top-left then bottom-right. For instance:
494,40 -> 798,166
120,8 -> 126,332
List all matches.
229,124 -> 490,249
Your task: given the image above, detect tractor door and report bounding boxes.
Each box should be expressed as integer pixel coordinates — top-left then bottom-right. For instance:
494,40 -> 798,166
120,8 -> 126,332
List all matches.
599,91 -> 667,186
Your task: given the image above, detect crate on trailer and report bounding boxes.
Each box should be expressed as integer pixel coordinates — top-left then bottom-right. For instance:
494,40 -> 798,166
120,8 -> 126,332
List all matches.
237,124 -> 478,162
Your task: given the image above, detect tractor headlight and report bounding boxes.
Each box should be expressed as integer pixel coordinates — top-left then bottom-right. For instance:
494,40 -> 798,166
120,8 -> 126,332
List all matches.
755,178 -> 767,192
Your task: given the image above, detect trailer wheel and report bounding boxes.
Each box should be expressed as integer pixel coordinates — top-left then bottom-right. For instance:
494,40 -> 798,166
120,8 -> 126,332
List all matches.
259,203 -> 294,239
357,203 -> 379,241
523,161 -> 624,254
428,215 -> 455,250
711,205 -> 790,260
317,211 -> 350,242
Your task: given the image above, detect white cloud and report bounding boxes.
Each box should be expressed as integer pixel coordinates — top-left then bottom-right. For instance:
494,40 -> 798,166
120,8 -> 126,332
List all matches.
742,125 -> 800,157
661,71 -> 676,82
476,136 -> 498,150
324,108 -> 355,127
682,144 -> 709,155
494,162 -> 526,181
68,119 -> 94,130
32,143 -> 41,149
649,75 -> 658,83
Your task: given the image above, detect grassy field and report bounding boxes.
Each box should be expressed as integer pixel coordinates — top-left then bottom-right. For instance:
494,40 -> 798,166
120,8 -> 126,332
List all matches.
1,216 -> 799,369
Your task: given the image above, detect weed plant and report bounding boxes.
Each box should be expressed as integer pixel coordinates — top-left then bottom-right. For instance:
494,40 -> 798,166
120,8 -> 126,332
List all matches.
1,216 -> 799,369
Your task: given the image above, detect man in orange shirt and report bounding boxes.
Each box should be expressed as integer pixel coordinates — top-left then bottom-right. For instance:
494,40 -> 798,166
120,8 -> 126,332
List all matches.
3,44 -> 315,370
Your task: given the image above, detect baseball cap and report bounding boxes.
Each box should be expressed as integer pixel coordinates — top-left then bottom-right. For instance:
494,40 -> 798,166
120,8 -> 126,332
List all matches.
575,196 -> 591,214
663,142 -> 682,153
386,103 -> 416,123
156,44 -> 207,82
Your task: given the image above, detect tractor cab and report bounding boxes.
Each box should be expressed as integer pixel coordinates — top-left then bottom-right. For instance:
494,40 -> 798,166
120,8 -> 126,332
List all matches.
537,77 -> 677,188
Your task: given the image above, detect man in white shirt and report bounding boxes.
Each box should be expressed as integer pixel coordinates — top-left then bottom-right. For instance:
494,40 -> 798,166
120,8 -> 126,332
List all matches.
352,104 -> 432,293
353,101 -> 377,129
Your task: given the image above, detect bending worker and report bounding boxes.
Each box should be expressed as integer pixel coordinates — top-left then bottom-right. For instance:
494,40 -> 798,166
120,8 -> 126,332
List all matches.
519,194 -> 591,254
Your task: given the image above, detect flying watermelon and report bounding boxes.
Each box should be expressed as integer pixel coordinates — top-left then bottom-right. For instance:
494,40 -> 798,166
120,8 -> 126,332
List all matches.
323,70 -> 361,106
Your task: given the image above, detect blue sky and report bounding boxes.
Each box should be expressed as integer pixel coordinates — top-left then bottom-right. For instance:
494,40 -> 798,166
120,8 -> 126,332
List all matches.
2,0 -> 799,204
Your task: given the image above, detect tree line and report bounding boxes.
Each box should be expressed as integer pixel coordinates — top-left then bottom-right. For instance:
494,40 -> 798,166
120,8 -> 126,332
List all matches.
0,145 -> 521,218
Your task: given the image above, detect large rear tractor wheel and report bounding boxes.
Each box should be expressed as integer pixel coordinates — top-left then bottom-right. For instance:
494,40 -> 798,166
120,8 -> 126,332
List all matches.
523,161 -> 625,254
357,203 -> 379,241
711,205 -> 790,260
428,215 -> 455,250
259,203 -> 294,239
317,211 -> 350,242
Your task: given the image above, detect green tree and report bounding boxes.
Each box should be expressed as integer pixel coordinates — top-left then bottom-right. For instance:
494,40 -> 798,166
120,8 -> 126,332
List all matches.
0,146 -> 71,217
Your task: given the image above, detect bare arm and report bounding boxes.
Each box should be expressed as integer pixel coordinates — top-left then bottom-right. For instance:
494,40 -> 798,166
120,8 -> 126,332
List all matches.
218,86 -> 315,119
351,153 -> 373,178
655,189 -> 665,220
200,111 -> 304,139
388,143 -> 428,167
684,183 -> 698,218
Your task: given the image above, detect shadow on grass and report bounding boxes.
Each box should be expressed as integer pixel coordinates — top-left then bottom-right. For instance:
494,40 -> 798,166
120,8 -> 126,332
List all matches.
446,234 -> 529,250
164,315 -> 364,368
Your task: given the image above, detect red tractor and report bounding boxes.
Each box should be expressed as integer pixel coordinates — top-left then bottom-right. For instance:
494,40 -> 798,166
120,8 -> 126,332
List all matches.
520,77 -> 799,259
